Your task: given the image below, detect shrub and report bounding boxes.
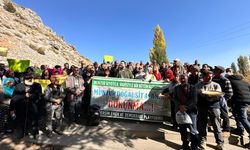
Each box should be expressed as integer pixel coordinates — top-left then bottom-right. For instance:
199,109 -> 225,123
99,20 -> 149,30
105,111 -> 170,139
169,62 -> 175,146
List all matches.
4,2 -> 16,13
37,47 -> 45,55
29,44 -> 45,55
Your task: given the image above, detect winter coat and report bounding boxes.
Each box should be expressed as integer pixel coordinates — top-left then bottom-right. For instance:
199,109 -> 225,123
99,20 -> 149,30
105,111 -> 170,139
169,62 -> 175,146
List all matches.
228,75 -> 250,104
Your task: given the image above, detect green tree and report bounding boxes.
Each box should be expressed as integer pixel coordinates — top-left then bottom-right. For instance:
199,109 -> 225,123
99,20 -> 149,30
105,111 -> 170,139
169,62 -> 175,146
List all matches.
237,55 -> 250,77
230,62 -> 237,74
149,25 -> 169,64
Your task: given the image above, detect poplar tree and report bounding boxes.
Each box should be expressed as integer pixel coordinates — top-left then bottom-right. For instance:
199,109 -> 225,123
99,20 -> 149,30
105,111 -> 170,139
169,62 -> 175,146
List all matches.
149,25 -> 169,64
237,55 -> 250,77
230,62 -> 237,74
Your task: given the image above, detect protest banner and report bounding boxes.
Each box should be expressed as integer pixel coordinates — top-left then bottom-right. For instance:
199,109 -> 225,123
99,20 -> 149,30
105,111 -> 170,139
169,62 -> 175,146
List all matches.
91,76 -> 171,122
7,59 -> 30,73
103,55 -> 113,63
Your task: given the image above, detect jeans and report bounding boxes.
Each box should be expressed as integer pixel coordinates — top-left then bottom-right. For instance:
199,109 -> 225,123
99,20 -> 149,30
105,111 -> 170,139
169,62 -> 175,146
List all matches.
69,95 -> 83,121
220,98 -> 230,131
171,100 -> 177,127
232,102 -> 250,134
46,103 -> 63,131
179,112 -> 198,150
197,107 -> 224,144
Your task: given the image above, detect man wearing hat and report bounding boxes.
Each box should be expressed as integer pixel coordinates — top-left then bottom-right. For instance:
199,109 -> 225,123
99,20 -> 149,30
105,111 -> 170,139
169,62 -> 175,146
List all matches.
213,66 -> 233,136
196,70 -> 224,150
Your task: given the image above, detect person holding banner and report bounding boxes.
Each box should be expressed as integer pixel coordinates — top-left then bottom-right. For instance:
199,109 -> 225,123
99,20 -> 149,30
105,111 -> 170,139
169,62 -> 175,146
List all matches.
153,65 -> 162,81
117,61 -> 133,79
174,74 -> 198,150
82,65 -> 96,114
44,76 -> 65,137
135,66 -> 146,79
66,66 -> 85,123
145,67 -> 156,82
110,61 -> 119,77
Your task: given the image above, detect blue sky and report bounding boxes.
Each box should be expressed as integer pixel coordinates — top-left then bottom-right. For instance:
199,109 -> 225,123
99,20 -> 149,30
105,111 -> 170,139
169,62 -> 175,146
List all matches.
13,0 -> 250,67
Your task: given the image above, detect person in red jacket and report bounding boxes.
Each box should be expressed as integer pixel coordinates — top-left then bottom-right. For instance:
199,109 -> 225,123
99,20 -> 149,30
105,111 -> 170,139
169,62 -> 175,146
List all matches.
165,68 -> 174,82
153,65 -> 162,81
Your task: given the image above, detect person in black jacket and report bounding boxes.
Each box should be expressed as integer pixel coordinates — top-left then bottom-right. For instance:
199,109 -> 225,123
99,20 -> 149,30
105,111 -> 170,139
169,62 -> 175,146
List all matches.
228,74 -> 250,140
9,74 -> 42,139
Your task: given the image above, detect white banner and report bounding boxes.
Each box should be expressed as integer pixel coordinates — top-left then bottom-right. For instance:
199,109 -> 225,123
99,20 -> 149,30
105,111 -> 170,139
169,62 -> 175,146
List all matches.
90,76 -> 171,122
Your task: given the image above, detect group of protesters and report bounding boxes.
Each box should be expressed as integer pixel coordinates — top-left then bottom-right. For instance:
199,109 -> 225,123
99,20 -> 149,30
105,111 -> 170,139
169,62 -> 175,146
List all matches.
0,62 -> 88,139
0,58 -> 250,150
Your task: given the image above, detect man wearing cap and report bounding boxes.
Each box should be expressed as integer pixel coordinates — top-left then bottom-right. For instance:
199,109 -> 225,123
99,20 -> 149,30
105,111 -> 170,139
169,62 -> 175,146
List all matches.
213,66 -> 233,136
196,71 -> 224,150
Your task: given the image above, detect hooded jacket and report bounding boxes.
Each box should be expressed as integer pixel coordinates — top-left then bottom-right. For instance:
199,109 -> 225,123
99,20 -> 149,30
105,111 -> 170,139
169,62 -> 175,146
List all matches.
228,75 -> 250,104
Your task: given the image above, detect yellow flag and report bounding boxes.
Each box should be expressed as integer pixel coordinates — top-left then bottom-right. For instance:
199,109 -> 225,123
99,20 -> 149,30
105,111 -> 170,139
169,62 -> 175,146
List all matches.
104,55 -> 113,63
34,79 -> 51,93
34,75 -> 67,93
52,75 -> 67,85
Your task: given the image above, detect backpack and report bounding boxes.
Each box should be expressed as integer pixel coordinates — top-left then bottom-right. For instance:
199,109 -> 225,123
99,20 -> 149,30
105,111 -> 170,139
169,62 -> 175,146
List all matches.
87,104 -> 100,126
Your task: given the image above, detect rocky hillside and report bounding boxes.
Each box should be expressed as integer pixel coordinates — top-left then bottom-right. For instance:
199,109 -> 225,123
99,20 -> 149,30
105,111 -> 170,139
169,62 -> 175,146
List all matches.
0,0 -> 91,67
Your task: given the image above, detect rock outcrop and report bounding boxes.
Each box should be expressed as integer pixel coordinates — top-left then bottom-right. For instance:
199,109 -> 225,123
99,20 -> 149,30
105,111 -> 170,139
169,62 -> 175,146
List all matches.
0,0 -> 91,67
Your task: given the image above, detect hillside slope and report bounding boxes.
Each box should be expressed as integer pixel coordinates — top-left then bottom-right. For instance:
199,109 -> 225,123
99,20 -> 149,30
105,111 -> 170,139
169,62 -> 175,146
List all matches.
0,0 -> 91,67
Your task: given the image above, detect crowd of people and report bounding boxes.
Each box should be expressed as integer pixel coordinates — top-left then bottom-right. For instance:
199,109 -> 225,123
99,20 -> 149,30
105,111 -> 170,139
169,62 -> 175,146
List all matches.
0,58 -> 250,150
